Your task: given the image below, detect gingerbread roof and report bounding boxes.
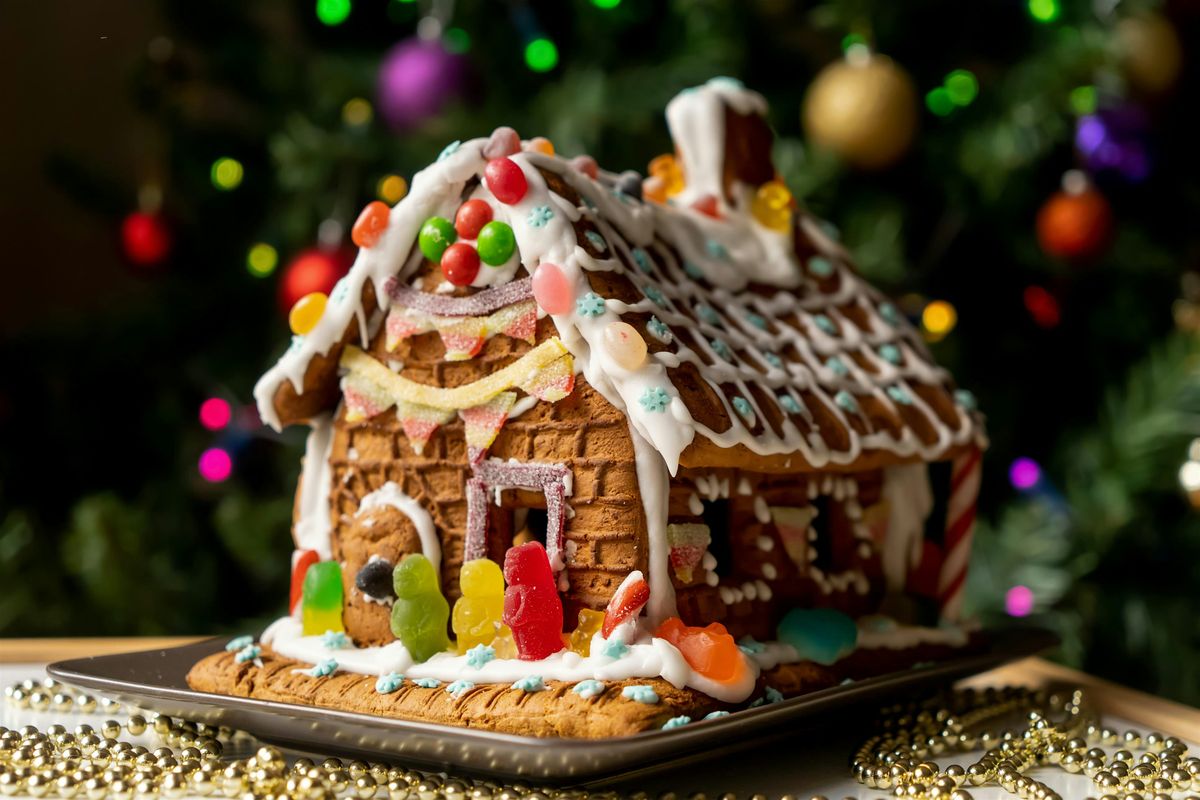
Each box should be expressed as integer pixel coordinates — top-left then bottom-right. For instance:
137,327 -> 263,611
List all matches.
254,78 -> 986,476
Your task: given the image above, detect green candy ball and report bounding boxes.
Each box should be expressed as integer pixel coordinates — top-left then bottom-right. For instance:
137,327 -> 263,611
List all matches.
418,217 -> 456,262
476,221 -> 516,266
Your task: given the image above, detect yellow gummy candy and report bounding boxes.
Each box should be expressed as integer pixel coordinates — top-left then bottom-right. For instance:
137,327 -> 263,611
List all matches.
289,292 -> 328,336
568,608 -> 606,656
453,559 -> 506,653
302,607 -> 343,637
490,628 -> 518,660
750,180 -> 793,232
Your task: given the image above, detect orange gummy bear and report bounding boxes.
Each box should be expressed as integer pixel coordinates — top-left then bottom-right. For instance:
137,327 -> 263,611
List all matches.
654,617 -> 745,684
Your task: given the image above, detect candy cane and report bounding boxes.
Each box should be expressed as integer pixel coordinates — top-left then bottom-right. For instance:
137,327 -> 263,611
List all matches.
938,446 -> 982,622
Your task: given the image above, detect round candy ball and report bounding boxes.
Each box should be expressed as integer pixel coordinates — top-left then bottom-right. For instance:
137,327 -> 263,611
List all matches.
476,221 -> 516,266
454,199 -> 493,240
532,262 -> 573,315
289,292 -> 328,336
351,201 -> 390,249
484,157 -> 528,205
376,38 -> 467,131
418,217 -> 457,262
602,322 -> 648,370
355,559 -> 397,600
441,243 -> 481,286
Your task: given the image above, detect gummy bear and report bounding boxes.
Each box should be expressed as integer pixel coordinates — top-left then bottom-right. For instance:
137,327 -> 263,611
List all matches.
301,561 -> 344,636
568,609 -> 605,656
390,554 -> 451,663
452,559 -> 505,653
502,542 -> 565,661
654,617 -> 746,684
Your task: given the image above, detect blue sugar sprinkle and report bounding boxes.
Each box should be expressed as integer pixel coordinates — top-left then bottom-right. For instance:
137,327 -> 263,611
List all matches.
643,286 -> 668,307
763,352 -> 783,368
511,675 -> 546,692
778,394 -> 802,414
834,390 -> 859,413
375,672 -> 404,694
696,304 -> 722,326
879,303 -> 901,325
955,389 -> 978,411
737,637 -> 766,654
413,678 -> 441,689
465,644 -> 495,669
639,387 -> 671,413
703,710 -> 731,720
632,247 -> 652,273
662,716 -> 692,730
225,635 -> 254,652
572,679 -> 606,699
576,292 -> 607,317
808,257 -> 834,277
646,316 -> 672,342
709,339 -> 732,361
879,344 -> 902,364
321,630 -> 350,650
684,262 -> 705,279
732,396 -> 754,419
744,311 -> 768,330
446,679 -> 475,698
527,205 -> 555,228
234,645 -> 261,664
437,140 -> 461,161
825,357 -> 848,376
705,240 -> 728,259
600,640 -> 629,659
622,685 -> 659,704
887,386 -> 914,405
585,230 -> 607,251
813,315 -> 837,335
307,658 -> 338,678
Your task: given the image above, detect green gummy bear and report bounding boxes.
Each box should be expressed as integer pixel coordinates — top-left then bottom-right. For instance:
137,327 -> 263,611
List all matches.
302,561 -> 343,611
390,554 -> 451,663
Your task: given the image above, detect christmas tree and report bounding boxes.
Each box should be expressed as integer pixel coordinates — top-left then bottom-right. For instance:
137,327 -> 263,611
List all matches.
3,0 -> 1198,702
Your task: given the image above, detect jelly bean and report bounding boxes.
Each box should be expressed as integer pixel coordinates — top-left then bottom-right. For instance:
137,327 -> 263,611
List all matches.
289,292 -> 327,336
568,609 -> 605,656
776,608 -> 858,666
351,201 -> 390,248
390,554 -> 451,663
301,561 -> 344,636
655,617 -> 744,684
602,321 -> 647,370
418,217 -> 457,262
476,221 -> 516,266
490,629 -> 518,660
571,156 -> 599,179
454,199 -> 493,240
642,177 -> 667,205
502,542 -> 565,661
441,243 -> 481,286
648,154 -> 685,196
355,558 -> 396,600
484,158 -> 528,205
452,559 -> 505,653
602,571 -> 650,638
750,180 -> 793,232
531,262 -> 574,315
290,549 -> 319,613
690,194 -> 721,218
483,126 -> 521,160
615,171 -> 643,201
526,137 -> 555,156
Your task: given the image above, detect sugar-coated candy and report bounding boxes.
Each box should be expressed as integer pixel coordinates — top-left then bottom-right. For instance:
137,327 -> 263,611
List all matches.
570,155 -> 598,179
602,570 -> 650,638
531,262 -> 574,315
484,158 -> 528,205
502,541 -> 565,661
476,221 -> 516,266
775,608 -> 858,666
441,243 -> 481,286
454,199 -> 493,240
602,321 -> 648,370
290,549 -> 319,613
750,180 -> 793,232
690,194 -> 721,218
351,201 -> 391,248
526,137 -> 555,156
483,126 -> 521,160
568,608 -> 605,656
289,292 -> 328,336
453,559 -> 505,653
648,154 -> 684,196
654,617 -> 745,684
355,558 -> 396,601
615,171 -> 643,201
418,217 -> 457,262
301,561 -> 344,636
390,554 -> 451,663
490,629 -> 518,660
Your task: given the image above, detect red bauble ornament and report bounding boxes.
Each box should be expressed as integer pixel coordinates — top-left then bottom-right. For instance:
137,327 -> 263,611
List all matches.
454,199 -> 493,239
484,158 -> 528,204
441,243 -> 481,286
278,247 -> 353,313
1036,180 -> 1113,261
120,211 -> 171,267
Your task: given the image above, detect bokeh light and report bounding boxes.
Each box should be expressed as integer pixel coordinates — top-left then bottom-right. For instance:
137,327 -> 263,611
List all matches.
1028,0 -> 1060,23
524,38 -> 559,73
591,0 -> 621,7
922,300 -> 958,337
210,157 -> 244,191
1010,457 -> 1042,491
199,398 -> 232,431
1005,585 -> 1035,617
1070,85 -> 1098,116
443,27 -> 471,54
341,97 -> 373,126
1023,285 -> 1061,328
1179,459 -> 1200,491
377,174 -> 408,204
247,243 -> 278,277
841,33 -> 867,52
944,70 -> 978,106
198,448 -> 233,483
925,88 -> 955,117
316,0 -> 351,26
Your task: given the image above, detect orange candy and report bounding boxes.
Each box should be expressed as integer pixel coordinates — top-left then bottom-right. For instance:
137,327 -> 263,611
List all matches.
654,617 -> 746,684
352,201 -> 391,249
648,154 -> 685,197
527,137 -> 555,156
642,176 -> 667,204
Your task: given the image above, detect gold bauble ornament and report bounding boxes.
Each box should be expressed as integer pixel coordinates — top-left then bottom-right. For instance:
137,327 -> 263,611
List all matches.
802,49 -> 918,170
1116,13 -> 1183,95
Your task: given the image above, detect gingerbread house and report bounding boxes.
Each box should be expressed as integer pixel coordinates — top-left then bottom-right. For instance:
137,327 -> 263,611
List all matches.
189,78 -> 987,736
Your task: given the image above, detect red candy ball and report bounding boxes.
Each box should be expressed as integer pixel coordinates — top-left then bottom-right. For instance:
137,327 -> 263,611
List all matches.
484,157 -> 528,205
441,242 -> 481,286
455,199 -> 493,240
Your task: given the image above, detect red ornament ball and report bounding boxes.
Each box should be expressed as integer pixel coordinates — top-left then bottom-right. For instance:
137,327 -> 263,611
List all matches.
441,243 -> 481,286
278,247 -> 352,313
120,211 -> 171,267
454,199 -> 493,240
484,158 -> 528,205
1036,187 -> 1113,261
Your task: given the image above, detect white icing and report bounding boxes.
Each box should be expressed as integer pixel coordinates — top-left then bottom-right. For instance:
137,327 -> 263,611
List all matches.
356,482 -> 441,572
880,463 -> 933,592
294,415 -> 335,559
629,426 -> 677,624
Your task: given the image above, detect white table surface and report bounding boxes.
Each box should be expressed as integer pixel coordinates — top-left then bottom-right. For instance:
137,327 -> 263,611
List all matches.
0,660 -> 1185,798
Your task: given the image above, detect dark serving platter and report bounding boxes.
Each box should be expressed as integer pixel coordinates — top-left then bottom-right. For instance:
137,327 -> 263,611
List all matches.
48,628 -> 1056,784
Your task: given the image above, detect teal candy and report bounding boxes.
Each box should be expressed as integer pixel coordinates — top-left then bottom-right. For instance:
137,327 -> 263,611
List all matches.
390,554 -> 451,663
476,221 -> 516,266
302,561 -> 343,610
418,217 -> 456,262
776,608 -> 858,666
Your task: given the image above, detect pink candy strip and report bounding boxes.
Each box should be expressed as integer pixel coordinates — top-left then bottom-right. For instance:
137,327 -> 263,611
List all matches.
463,461 -> 572,569
386,277 -> 534,317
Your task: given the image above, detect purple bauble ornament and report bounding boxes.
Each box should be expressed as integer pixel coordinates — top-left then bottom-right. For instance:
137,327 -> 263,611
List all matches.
1075,105 -> 1152,182
377,38 -> 467,130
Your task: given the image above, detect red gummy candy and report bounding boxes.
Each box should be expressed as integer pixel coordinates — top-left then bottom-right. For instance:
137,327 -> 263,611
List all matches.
290,549 -> 320,613
351,201 -> 390,249
655,617 -> 744,684
441,243 -> 481,286
485,158 -> 528,205
454,199 -> 493,240
502,542 -> 565,661
691,195 -> 721,218
602,572 -> 650,638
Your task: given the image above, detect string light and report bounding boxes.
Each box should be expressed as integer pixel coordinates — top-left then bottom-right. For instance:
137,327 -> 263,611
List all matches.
341,97 -> 372,126
199,398 -> 232,431
1005,585 -> 1035,617
443,27 -> 471,54
315,0 -> 351,26
1023,285 -> 1061,328
1069,85 -> 1098,115
1028,0 -> 1060,23
210,157 -> 244,191
524,38 -> 558,72
377,174 -> 408,204
1009,457 -> 1042,491
198,448 -> 233,483
247,243 -> 278,278
921,300 -> 957,338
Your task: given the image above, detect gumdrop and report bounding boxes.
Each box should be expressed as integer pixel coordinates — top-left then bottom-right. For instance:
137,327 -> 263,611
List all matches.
484,157 -> 528,205
290,549 -> 319,613
454,199 -> 493,240
776,608 -> 858,666
390,554 -> 451,663
654,617 -> 745,684
531,262 -> 574,315
441,242 -> 480,286
502,542 -> 564,661
483,126 -> 521,160
453,559 -> 505,653
568,608 -> 605,656
647,154 -> 684,196
351,201 -> 391,248
571,156 -> 598,179
301,561 -> 344,636
289,292 -> 327,336
526,137 -> 555,156
602,322 -> 647,370
476,221 -> 516,266
602,571 -> 650,638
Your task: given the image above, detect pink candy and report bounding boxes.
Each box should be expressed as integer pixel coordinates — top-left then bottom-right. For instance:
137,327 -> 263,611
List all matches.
532,262 -> 573,315
387,277 -> 532,316
571,156 -> 599,180
483,126 -> 521,160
